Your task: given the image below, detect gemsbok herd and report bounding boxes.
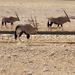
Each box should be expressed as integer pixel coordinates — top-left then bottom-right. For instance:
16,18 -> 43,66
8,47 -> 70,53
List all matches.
1,9 -> 74,42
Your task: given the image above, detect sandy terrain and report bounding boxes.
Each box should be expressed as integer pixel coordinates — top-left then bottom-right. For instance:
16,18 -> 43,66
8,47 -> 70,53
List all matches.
0,0 -> 75,75
0,43 -> 75,75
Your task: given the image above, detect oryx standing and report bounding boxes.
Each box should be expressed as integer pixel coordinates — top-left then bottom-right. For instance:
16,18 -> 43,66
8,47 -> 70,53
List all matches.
47,9 -> 70,29
14,16 -> 38,42
2,11 -> 20,28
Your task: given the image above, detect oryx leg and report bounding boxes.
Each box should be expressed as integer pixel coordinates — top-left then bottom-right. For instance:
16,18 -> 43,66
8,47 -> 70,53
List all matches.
61,24 -> 64,30
2,21 -> 4,25
49,22 -> 53,30
26,33 -> 30,44
1,21 -> 4,28
11,23 -> 14,29
57,24 -> 62,29
18,31 -> 23,42
56,24 -> 59,31
57,24 -> 59,27
47,20 -> 50,27
61,24 -> 62,27
49,22 -> 53,27
16,29 -> 22,42
5,22 -> 8,28
47,22 -> 53,31
11,23 -> 13,25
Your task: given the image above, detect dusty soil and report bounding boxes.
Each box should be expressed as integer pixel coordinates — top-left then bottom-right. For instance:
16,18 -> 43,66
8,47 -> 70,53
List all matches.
0,43 -> 75,75
0,0 -> 75,75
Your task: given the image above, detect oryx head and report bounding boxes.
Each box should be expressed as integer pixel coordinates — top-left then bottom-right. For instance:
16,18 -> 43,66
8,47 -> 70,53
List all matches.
62,8 -> 70,22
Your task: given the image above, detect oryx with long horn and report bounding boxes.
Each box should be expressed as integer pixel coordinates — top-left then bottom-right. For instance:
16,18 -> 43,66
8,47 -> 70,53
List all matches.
2,11 -> 20,28
14,16 -> 38,42
47,9 -> 70,29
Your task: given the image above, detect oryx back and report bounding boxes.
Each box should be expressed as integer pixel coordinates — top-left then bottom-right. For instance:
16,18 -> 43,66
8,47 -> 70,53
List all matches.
54,16 -> 68,24
19,24 -> 36,34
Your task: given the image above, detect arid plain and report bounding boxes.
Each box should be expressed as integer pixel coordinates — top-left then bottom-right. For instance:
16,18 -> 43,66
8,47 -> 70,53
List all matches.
0,0 -> 75,75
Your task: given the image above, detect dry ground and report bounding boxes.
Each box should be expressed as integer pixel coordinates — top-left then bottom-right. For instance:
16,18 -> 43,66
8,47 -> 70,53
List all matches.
0,0 -> 75,75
